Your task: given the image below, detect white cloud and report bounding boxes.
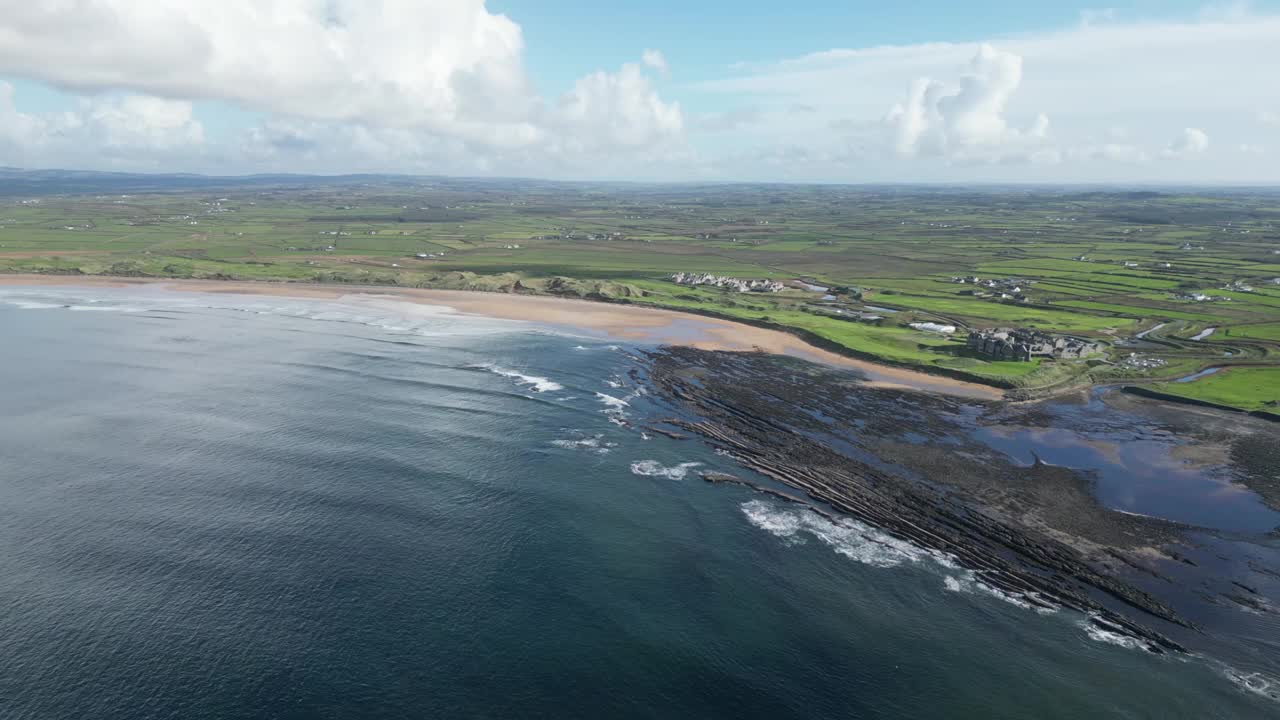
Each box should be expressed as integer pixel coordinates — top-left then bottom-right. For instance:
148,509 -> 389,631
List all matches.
687,11 -> 1280,181
0,82 -> 44,148
0,82 -> 204,168
0,0 -> 683,160
1084,143 -> 1149,164
0,0 -> 536,144
232,57 -> 686,178
551,61 -> 683,153
1164,127 -> 1209,157
642,49 -> 670,75
85,96 -> 204,151
1,4 -> 1278,182
884,44 -> 1050,163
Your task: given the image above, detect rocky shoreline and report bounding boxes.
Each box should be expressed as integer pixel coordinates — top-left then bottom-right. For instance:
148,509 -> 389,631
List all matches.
643,347 -> 1280,659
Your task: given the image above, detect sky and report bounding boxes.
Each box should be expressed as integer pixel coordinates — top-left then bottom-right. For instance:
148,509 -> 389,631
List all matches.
0,0 -> 1277,183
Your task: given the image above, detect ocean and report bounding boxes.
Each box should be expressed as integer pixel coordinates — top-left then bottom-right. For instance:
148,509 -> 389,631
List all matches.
0,285 -> 1275,719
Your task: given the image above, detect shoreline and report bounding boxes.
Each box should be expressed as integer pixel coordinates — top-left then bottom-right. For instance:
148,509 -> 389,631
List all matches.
0,274 -> 1003,400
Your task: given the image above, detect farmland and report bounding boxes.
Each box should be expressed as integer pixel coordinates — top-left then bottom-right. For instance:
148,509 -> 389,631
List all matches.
2,170 -> 1278,409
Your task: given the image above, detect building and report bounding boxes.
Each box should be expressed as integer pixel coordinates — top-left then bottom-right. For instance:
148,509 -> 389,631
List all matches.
670,273 -> 784,293
966,328 -> 1104,362
910,322 -> 957,334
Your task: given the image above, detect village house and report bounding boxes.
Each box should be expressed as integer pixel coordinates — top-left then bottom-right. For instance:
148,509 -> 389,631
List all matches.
966,328 -> 1104,362
671,272 -> 784,293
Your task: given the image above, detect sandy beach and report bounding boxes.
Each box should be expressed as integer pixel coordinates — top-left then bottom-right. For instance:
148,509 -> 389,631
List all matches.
0,274 -> 1002,399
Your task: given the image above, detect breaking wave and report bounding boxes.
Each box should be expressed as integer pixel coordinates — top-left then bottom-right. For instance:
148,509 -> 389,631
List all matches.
630,460 -> 702,480
0,287 -> 530,340
1077,616 -> 1149,651
2,299 -> 67,310
67,304 -> 147,313
595,392 -> 630,410
550,434 -> 615,455
743,500 -> 1057,613
1,295 -> 147,313
1218,665 -> 1280,703
741,499 -> 940,568
473,364 -> 563,393
944,570 -> 1057,614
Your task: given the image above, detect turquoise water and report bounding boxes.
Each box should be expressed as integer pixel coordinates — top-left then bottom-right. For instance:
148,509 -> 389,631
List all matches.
0,287 -> 1275,719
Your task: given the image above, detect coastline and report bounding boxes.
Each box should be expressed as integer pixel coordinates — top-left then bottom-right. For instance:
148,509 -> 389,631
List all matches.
0,274 -> 1003,400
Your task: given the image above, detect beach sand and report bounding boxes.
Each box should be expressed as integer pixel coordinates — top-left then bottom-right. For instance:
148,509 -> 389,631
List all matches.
0,275 -> 1002,400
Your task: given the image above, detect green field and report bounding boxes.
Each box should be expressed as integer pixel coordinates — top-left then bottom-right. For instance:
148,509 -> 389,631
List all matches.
2,171 -> 1279,404
1151,368 -> 1280,416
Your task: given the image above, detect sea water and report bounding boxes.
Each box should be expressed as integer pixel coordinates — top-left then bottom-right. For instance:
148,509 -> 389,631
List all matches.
0,286 -> 1275,719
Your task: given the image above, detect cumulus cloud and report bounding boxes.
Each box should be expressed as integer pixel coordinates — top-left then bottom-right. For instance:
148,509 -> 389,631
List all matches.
1164,127 -> 1209,157
691,11 -> 1279,180
0,0 -> 683,160
0,82 -> 204,168
884,44 -> 1050,163
84,96 -> 205,151
234,56 -> 685,175
551,61 -> 682,153
2,3 -> 1277,182
0,0 -> 537,144
239,119 -> 470,174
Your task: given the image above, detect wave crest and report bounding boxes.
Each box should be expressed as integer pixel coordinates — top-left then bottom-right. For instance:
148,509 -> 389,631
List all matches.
630,460 -> 701,480
474,364 -> 563,392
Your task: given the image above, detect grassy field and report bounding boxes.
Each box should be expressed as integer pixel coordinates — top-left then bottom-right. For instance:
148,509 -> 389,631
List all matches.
1150,368 -> 1280,416
2,171 -> 1278,402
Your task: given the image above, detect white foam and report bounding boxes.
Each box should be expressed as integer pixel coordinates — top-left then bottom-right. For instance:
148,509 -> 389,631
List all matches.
630,460 -> 702,480
595,392 -> 630,409
740,500 -> 936,569
605,380 -> 623,389
596,391 -> 632,423
66,304 -> 146,313
1078,616 -> 1150,651
742,499 -> 1058,614
945,571 -> 1057,614
1219,666 -> 1280,702
0,288 -> 535,340
550,435 -> 615,455
2,300 -> 64,310
475,364 -> 563,392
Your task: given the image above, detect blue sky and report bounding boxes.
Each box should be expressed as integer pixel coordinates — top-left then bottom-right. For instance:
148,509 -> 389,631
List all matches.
495,0 -> 1227,89
0,1 -> 1278,182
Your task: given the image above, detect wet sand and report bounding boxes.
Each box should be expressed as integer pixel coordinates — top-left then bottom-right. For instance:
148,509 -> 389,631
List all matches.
0,275 -> 1002,400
